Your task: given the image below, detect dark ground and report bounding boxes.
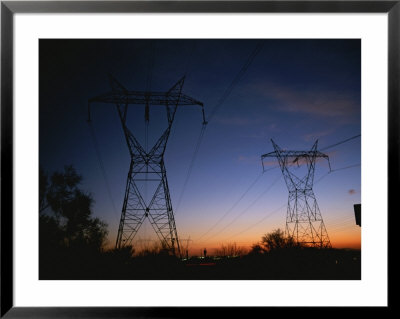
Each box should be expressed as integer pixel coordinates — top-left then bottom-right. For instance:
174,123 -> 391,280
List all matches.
40,248 -> 361,280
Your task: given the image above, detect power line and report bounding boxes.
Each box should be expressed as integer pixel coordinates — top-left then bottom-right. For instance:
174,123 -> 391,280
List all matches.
174,41 -> 264,215
175,123 -> 206,214
314,163 -> 361,184
332,163 -> 361,172
320,134 -> 361,151
226,203 -> 287,241
195,170 -> 266,242
194,166 -> 279,242
88,121 -> 119,217
314,171 -> 331,184
199,173 -> 282,244
171,42 -> 203,215
174,42 -> 204,215
207,40 -> 265,122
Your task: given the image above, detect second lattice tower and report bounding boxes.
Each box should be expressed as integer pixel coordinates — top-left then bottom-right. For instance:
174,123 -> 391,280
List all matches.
262,139 -> 331,248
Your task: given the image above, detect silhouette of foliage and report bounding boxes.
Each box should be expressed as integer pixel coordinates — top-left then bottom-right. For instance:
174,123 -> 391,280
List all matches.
39,165 -> 109,279
260,228 -> 300,251
40,165 -> 108,250
249,243 -> 265,255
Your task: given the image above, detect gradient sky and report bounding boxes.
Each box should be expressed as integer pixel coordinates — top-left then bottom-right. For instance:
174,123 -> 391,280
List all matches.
39,39 -> 361,255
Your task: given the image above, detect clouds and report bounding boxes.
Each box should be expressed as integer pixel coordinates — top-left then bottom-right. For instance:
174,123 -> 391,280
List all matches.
243,80 -> 360,122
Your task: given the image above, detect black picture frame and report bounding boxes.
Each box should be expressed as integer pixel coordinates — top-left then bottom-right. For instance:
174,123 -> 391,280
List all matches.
1,1 -> 394,317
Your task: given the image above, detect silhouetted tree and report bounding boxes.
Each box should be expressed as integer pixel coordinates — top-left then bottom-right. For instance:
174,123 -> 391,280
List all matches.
39,165 -> 108,251
260,228 -> 299,252
249,243 -> 265,255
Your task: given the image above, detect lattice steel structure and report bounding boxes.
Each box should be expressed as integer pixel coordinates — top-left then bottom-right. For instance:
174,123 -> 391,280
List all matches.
261,139 -> 332,248
88,75 -> 205,255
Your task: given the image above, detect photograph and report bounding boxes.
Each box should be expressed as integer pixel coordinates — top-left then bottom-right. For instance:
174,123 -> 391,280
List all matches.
39,38 -> 362,280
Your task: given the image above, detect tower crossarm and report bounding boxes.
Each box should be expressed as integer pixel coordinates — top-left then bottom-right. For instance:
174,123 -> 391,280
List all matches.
89,91 -> 204,107
261,150 -> 331,173
88,91 -> 206,125
87,76 -> 206,165
261,150 -> 329,159
88,75 -> 206,125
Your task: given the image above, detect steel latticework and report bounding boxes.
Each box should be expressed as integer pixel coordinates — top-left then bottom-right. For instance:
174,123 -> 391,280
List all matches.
88,75 -> 205,255
261,139 -> 332,248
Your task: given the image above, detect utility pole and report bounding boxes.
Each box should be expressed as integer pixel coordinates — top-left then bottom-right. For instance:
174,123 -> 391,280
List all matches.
261,139 -> 332,248
88,75 -> 206,256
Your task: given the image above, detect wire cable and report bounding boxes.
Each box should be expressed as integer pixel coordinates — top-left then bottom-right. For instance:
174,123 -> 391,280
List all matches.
199,172 -> 282,244
175,123 -> 206,214
320,134 -> 361,151
195,170 -> 266,242
88,121 -> 119,217
332,163 -> 361,172
195,166 -> 278,242
174,41 -> 264,215
314,163 -> 361,184
226,203 -> 287,241
207,40 -> 265,122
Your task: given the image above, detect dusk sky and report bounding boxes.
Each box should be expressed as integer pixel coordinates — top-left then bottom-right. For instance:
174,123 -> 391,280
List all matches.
39,39 -> 361,254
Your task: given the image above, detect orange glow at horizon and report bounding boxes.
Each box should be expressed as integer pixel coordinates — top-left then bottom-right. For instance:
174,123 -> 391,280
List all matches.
103,226 -> 361,256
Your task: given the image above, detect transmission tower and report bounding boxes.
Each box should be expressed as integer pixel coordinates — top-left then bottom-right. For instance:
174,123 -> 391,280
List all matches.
261,139 -> 332,248
88,75 -> 206,256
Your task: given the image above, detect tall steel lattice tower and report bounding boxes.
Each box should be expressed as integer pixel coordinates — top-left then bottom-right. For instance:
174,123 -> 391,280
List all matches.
261,139 -> 332,248
88,75 -> 206,255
